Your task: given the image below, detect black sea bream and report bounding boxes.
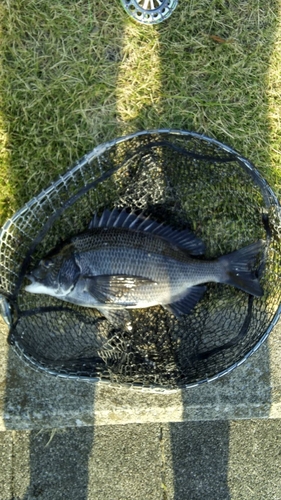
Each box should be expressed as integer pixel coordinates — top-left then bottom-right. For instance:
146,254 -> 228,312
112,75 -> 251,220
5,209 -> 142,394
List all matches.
25,209 -> 263,324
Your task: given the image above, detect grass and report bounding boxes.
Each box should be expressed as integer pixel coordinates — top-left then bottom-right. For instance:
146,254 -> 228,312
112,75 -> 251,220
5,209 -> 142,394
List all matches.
0,0 -> 281,226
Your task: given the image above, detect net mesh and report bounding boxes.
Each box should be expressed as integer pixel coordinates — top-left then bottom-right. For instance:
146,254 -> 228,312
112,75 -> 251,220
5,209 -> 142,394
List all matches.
0,130 -> 280,389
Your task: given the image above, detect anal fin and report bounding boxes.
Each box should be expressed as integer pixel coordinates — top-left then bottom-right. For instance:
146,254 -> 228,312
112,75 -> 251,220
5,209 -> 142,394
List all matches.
164,286 -> 206,318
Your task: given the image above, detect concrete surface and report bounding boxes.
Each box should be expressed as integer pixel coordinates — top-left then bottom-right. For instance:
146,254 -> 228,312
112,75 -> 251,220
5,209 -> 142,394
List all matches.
1,317 -> 281,499
0,431 -> 12,499
0,318 -> 281,429
1,421 -> 281,500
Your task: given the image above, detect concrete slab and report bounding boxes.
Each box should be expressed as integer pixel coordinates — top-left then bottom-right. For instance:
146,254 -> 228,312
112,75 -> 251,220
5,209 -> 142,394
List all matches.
162,421 -> 231,500
227,420 -> 281,500
87,424 -> 163,500
162,420 -> 281,500
0,431 -> 12,499
11,425 -> 163,500
1,420 -> 281,500
12,429 -> 92,500
1,317 -> 281,429
12,431 -> 30,499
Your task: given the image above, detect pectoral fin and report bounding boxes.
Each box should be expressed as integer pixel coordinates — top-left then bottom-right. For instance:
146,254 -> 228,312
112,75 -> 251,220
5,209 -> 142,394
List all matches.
164,286 -> 206,318
83,274 -> 157,305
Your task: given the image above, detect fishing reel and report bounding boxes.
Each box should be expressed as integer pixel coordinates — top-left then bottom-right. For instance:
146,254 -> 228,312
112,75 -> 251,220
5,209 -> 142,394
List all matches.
120,0 -> 178,24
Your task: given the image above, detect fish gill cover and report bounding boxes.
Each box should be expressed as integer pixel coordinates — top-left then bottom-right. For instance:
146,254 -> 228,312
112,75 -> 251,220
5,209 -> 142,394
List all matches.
0,130 -> 280,389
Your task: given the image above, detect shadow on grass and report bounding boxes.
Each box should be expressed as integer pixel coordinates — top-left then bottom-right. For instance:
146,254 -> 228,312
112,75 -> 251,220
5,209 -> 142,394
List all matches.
0,0 -> 280,499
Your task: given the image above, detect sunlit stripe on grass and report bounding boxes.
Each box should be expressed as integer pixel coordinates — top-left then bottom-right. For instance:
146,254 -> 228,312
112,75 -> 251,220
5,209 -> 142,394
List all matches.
266,8 -> 281,198
267,0 -> 281,420
116,22 -> 163,134
0,94 -> 14,226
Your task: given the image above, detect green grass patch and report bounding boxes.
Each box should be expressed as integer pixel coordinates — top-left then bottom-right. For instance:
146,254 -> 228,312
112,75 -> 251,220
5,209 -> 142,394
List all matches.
0,0 -> 281,226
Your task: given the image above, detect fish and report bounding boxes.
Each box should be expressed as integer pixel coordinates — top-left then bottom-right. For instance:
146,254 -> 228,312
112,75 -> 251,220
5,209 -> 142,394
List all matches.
25,208 -> 264,326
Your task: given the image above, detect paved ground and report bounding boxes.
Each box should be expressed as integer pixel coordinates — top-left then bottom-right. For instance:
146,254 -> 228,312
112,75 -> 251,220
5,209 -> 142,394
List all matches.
1,314 -> 281,499
1,420 -> 281,500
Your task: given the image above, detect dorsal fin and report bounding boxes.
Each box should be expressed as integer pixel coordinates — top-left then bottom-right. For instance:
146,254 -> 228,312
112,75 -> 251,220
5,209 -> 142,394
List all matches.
88,208 -> 205,255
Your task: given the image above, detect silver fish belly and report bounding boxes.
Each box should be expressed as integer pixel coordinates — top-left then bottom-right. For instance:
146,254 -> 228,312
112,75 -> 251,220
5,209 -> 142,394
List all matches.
25,208 -> 263,322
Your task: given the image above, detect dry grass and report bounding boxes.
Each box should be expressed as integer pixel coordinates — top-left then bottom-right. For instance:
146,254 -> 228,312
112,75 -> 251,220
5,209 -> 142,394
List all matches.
0,0 -> 281,226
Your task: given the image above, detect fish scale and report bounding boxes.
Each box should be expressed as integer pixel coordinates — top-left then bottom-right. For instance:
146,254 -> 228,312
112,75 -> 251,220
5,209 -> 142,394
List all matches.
25,209 -> 264,323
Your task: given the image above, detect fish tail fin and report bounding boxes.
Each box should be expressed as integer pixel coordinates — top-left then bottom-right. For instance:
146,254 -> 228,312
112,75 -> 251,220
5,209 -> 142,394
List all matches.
218,240 -> 264,297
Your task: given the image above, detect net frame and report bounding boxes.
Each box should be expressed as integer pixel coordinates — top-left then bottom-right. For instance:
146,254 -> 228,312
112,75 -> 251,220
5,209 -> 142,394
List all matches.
0,129 -> 280,390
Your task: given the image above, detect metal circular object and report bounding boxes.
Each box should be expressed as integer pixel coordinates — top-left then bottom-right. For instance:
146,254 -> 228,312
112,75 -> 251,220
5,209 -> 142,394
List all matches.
120,0 -> 178,25
0,130 -> 280,390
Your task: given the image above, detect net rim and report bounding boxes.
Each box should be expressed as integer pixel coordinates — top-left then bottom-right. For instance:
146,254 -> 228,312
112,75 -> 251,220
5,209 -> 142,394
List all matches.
1,129 -> 281,389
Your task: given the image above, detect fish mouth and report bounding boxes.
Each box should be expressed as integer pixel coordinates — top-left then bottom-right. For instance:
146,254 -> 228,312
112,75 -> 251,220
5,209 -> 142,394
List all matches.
25,274 -> 64,297
25,274 -> 45,293
25,275 -> 37,292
